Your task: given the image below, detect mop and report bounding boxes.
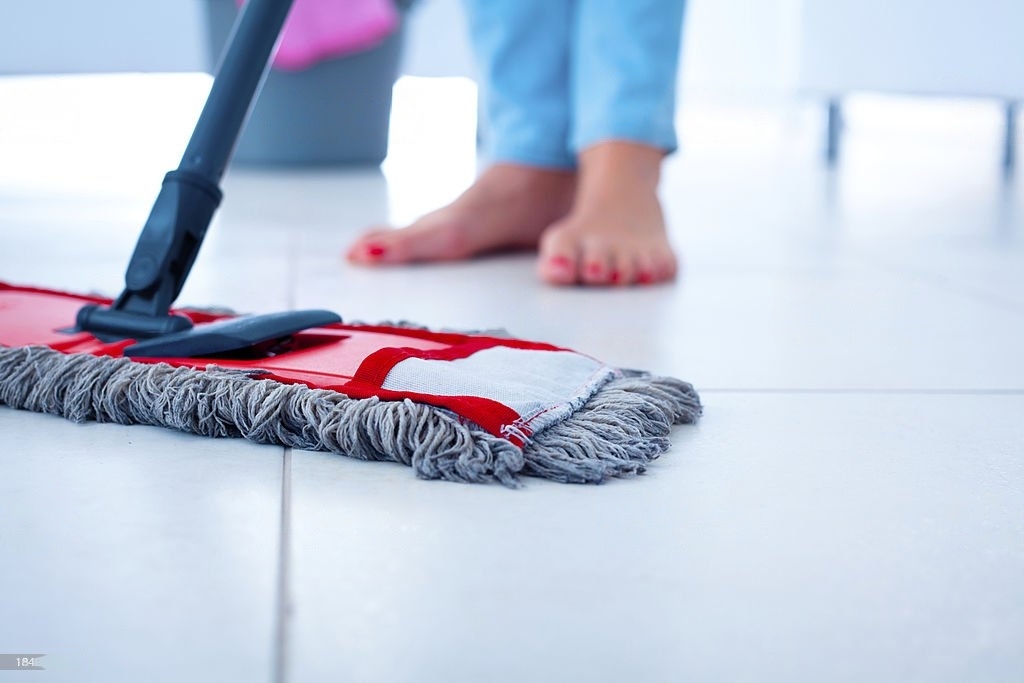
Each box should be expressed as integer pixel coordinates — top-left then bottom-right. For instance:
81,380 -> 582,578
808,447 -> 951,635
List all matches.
0,0 -> 701,486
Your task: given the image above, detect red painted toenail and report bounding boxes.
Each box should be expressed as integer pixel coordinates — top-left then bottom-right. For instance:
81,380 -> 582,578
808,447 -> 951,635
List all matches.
366,244 -> 387,257
609,270 -> 621,284
586,262 -> 603,277
637,271 -> 653,284
550,256 -> 573,270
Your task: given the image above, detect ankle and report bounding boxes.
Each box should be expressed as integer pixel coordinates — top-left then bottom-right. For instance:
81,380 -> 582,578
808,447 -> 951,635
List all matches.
475,164 -> 577,213
577,141 -> 664,200
485,163 -> 576,185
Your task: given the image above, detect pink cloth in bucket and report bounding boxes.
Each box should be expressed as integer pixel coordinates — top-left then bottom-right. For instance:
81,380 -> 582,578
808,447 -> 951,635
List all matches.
237,0 -> 400,71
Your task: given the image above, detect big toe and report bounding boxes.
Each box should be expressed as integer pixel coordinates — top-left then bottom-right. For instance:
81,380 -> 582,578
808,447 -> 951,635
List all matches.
346,228 -> 397,264
537,225 -> 581,286
538,220 -> 681,287
346,220 -> 465,266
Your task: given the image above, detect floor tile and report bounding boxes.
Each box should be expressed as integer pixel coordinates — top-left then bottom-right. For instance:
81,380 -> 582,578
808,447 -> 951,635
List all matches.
0,410 -> 284,682
292,255 -> 1024,392
285,393 -> 1024,683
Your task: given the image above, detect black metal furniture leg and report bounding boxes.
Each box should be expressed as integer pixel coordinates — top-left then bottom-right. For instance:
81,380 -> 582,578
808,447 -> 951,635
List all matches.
1003,100 -> 1018,179
825,97 -> 842,167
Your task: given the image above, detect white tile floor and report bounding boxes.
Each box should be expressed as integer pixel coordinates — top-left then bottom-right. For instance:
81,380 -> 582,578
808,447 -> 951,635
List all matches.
1,75 -> 1022,682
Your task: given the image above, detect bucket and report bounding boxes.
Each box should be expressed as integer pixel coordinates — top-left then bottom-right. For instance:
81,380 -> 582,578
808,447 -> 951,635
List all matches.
204,0 -> 405,166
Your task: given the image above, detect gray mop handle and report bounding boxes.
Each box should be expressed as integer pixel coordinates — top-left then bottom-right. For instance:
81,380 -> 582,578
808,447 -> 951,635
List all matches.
179,0 -> 295,184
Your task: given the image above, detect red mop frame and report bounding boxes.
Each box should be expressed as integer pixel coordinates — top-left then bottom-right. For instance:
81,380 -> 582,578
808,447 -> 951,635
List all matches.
1,282 -> 573,446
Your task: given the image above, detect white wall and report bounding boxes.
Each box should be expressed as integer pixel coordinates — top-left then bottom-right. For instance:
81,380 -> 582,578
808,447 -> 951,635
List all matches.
0,0 -> 208,75
798,0 -> 1024,99
398,0 -> 475,79
682,0 -> 804,98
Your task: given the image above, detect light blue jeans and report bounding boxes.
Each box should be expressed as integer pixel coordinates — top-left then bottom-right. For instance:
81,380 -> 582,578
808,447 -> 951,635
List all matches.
462,0 -> 687,169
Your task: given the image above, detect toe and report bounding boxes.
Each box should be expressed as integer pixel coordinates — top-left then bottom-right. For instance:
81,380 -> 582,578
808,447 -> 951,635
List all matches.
651,251 -> 679,283
540,254 -> 578,285
538,225 -> 581,286
633,251 -> 658,286
580,241 -> 615,286
346,219 -> 469,266
346,228 -> 395,265
608,251 -> 638,287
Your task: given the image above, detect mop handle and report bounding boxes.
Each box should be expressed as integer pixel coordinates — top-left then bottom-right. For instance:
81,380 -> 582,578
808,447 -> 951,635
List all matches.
76,0 -> 297,339
181,0 -> 295,184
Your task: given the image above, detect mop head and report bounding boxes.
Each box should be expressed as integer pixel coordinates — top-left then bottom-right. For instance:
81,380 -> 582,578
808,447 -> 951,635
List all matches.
0,283 -> 701,486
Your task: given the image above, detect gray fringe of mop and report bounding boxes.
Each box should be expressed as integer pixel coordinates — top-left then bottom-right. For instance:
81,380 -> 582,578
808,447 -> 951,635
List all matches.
0,345 -> 701,486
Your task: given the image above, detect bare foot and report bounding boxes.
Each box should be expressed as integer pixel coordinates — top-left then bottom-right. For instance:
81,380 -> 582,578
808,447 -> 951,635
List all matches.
537,141 -> 678,287
346,163 -> 576,265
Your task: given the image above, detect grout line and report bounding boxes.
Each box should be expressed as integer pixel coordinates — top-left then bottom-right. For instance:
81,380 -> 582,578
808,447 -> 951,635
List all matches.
272,447 -> 292,683
698,388 -> 1024,395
